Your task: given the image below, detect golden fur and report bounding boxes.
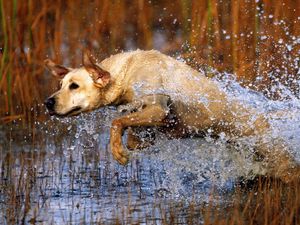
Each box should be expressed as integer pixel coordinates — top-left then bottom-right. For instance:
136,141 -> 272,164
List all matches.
45,50 -> 299,182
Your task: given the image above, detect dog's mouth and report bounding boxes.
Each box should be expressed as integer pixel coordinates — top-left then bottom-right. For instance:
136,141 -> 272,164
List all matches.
48,106 -> 82,117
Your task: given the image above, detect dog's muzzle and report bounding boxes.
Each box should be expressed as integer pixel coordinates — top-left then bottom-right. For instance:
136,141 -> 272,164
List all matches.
45,97 -> 56,115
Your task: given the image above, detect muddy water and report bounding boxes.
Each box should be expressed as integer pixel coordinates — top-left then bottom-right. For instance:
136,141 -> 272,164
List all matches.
1,76 -> 300,224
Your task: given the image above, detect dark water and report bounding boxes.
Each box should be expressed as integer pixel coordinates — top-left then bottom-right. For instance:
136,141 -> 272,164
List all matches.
1,73 -> 300,224
0,107 -> 236,224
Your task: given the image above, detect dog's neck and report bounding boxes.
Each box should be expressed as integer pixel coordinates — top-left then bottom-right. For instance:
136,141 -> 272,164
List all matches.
99,78 -> 125,107
98,54 -> 134,107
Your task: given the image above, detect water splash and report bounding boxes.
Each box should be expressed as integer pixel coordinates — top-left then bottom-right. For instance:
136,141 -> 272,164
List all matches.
2,49 -> 300,224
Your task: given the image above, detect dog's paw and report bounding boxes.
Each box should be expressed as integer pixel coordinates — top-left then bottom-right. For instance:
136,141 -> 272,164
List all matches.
111,143 -> 129,165
116,155 -> 129,165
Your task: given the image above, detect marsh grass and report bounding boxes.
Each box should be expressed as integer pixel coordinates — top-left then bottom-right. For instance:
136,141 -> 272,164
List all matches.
1,133 -> 300,224
0,118 -> 300,224
0,0 -> 299,121
0,1 -> 300,224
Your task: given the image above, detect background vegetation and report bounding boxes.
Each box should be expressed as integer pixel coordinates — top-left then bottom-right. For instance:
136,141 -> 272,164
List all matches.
0,0 -> 299,122
0,1 -> 300,224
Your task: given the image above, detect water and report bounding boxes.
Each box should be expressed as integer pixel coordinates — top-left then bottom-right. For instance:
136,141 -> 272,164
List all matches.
0,1 -> 299,222
1,69 -> 300,224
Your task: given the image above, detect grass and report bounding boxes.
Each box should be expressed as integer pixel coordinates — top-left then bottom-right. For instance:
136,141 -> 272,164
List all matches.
0,0 -> 299,224
0,0 -> 299,120
1,123 -> 300,224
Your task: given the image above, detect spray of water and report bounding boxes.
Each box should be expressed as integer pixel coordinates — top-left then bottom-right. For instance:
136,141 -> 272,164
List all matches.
57,62 -> 299,201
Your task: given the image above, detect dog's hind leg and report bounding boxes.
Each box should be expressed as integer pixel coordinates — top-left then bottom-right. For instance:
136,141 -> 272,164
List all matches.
234,112 -> 300,183
250,118 -> 300,183
255,139 -> 300,183
126,127 -> 156,150
110,95 -> 169,165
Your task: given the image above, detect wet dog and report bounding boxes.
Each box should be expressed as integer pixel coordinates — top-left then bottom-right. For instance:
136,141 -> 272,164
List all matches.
45,50 -> 299,182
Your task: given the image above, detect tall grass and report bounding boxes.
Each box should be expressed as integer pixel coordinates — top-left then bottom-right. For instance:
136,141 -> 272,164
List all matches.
0,0 -> 299,121
1,140 -> 300,224
0,0 -> 9,113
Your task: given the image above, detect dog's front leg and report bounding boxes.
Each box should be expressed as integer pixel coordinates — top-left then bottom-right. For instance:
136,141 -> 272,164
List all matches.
110,99 -> 169,165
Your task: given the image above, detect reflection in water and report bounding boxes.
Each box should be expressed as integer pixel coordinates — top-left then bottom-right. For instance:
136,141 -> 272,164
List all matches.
1,72 -> 299,223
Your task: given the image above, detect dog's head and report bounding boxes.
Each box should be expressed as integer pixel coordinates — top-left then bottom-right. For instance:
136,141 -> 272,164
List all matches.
44,51 -> 110,117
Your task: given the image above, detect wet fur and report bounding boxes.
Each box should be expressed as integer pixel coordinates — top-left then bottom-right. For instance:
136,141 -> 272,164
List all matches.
45,50 -> 300,182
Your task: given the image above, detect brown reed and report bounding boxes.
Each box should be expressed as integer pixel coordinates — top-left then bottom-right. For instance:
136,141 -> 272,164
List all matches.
0,0 -> 299,121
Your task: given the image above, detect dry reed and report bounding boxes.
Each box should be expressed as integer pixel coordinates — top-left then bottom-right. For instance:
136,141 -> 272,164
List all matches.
0,0 -> 299,121
0,1 -> 300,222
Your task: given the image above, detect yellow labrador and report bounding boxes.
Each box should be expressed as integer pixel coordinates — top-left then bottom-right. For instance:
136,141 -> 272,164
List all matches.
45,50 -> 299,182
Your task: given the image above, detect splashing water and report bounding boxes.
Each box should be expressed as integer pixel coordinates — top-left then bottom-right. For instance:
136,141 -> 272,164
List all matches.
1,57 -> 300,224
58,68 -> 300,201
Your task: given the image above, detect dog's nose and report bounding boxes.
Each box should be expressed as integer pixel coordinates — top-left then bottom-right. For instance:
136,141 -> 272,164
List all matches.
45,97 -> 56,111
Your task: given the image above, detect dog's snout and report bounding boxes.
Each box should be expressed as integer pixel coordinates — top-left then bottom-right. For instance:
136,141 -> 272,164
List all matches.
45,97 -> 56,111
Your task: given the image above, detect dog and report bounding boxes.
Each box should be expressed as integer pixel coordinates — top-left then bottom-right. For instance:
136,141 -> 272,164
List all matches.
45,49 -> 299,182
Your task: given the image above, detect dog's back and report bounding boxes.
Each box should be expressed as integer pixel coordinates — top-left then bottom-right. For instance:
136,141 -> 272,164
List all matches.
45,49 -> 300,181
100,50 -> 252,134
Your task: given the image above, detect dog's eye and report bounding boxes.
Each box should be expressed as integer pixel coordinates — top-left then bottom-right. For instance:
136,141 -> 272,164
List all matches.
69,83 -> 79,90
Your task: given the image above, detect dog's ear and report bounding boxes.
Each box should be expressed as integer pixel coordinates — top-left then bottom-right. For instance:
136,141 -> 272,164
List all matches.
82,50 -> 110,88
44,59 -> 70,78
